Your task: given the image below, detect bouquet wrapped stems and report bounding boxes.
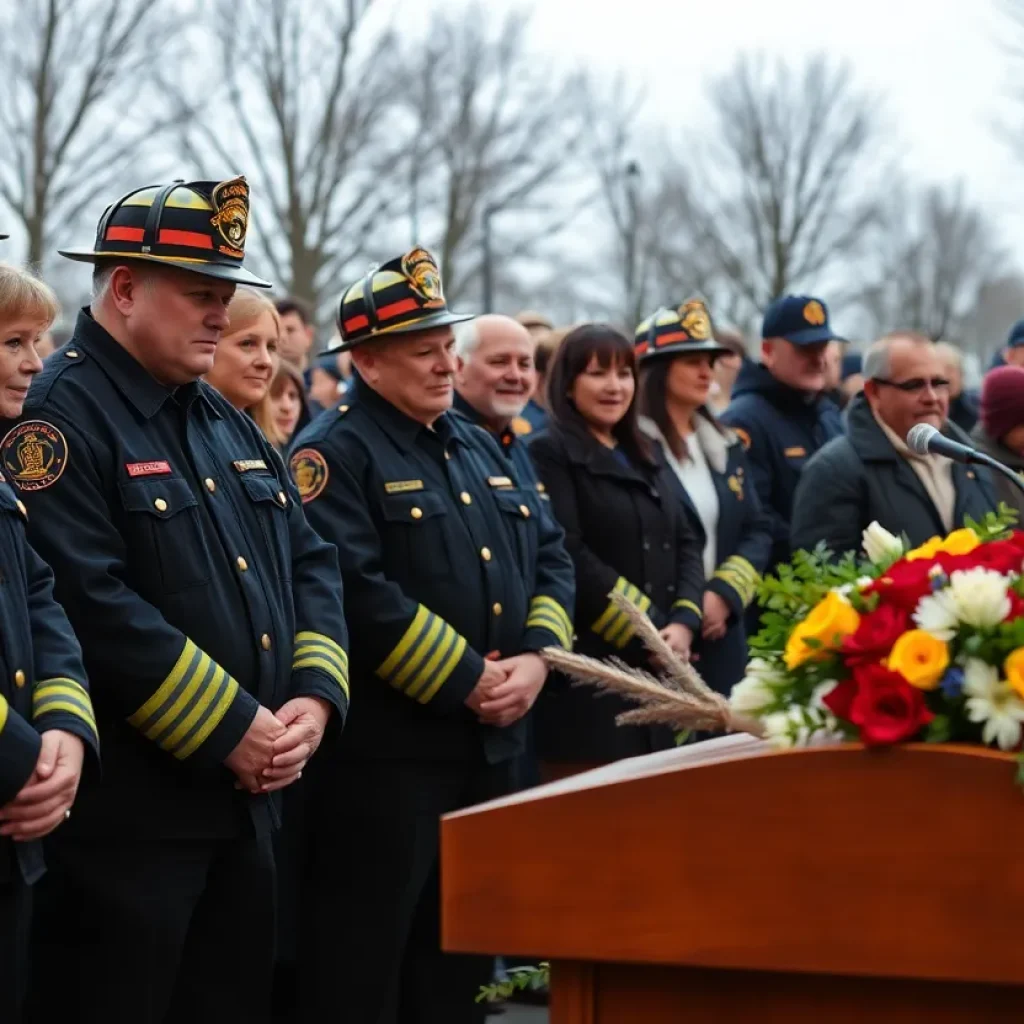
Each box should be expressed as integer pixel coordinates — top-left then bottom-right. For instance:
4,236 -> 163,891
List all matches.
541,591 -> 765,739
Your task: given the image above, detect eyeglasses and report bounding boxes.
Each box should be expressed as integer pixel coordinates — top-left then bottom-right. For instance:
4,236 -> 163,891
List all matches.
873,377 -> 951,394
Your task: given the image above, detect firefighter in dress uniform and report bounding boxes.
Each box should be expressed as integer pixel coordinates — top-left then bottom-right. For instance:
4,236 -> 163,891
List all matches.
288,248 -> 575,1024
4,178 -> 349,1024
0,258 -> 99,1023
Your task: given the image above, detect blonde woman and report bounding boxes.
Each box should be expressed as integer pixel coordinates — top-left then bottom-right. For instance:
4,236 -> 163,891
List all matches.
251,359 -> 306,453
0,262 -> 98,1015
204,288 -> 280,412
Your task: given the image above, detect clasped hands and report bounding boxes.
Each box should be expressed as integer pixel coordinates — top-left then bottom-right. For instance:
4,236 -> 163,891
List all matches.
0,729 -> 85,842
225,696 -> 331,795
464,652 -> 547,728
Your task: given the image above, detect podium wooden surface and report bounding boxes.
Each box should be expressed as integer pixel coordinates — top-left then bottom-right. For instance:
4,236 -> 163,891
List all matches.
440,736 -> 1024,1022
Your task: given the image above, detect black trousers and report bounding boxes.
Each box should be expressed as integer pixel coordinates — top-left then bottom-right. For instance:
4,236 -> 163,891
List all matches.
298,757 -> 515,1024
0,869 -> 31,1024
26,832 -> 276,1024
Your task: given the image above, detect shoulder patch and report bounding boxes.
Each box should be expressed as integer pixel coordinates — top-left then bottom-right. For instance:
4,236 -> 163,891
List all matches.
290,447 -> 329,504
1,420 -> 69,491
734,427 -> 752,451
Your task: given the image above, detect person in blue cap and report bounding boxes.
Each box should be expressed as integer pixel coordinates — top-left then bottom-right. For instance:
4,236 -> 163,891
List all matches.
720,295 -> 844,573
990,318 -> 1024,372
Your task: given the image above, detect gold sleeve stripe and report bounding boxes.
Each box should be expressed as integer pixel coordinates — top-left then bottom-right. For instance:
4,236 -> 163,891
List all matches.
713,555 -> 761,607
293,632 -> 350,699
376,605 -> 468,705
0,693 -> 8,734
32,678 -> 97,734
127,639 -> 240,760
526,596 -> 573,649
672,598 -> 703,619
592,578 -> 651,647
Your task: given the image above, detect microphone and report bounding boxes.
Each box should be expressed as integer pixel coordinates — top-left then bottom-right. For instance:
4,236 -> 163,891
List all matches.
906,423 -> 979,464
906,423 -> 1024,497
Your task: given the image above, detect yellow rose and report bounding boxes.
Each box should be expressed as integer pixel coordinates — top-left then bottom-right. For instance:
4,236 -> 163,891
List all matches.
784,591 -> 861,670
1004,648 -> 1024,699
905,536 -> 944,562
887,629 -> 949,690
939,528 -> 980,557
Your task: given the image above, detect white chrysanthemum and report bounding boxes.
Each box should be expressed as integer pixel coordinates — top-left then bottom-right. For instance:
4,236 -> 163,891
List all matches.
913,568 -> 1011,640
729,677 -> 774,715
761,709 -> 802,749
862,522 -> 905,564
963,659 -> 1024,750
810,680 -> 838,711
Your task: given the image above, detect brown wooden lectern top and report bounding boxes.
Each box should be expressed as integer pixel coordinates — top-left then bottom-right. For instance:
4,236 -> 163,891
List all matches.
441,736 -> 1024,988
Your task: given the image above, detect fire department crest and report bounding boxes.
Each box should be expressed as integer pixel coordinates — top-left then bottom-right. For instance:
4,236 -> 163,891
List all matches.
1,420 -> 68,492
803,300 -> 826,326
401,248 -> 445,308
210,176 -> 250,257
678,300 -> 712,341
290,447 -> 329,504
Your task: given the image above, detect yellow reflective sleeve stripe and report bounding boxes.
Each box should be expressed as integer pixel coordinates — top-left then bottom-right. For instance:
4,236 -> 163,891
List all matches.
713,554 -> 761,607
672,599 -> 703,619
0,693 -> 8,734
32,678 -> 97,736
592,578 -> 651,646
525,595 -> 573,649
376,605 -> 469,704
126,639 -> 240,760
293,631 -> 350,699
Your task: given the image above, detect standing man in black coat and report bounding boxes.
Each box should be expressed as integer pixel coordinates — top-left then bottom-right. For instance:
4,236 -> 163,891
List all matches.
792,332 -> 999,557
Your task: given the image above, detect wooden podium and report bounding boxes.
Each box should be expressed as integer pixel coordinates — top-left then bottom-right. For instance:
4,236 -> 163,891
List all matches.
441,736 -> 1024,1022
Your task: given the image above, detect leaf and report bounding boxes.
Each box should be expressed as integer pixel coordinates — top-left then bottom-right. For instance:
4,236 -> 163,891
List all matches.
925,714 -> 951,743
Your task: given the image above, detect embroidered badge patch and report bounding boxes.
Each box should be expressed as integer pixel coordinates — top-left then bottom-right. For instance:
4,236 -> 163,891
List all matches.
384,479 -> 424,494
510,416 -> 533,436
679,299 -> 712,341
233,459 -> 268,473
289,448 -> 328,504
401,248 -> 445,308
487,475 -> 514,489
126,461 -> 172,478
803,300 -> 826,326
784,446 -> 807,458
210,176 -> 249,258
1,421 -> 68,492
728,474 -> 744,501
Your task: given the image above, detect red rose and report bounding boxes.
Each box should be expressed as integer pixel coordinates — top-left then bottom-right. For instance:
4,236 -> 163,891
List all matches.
822,678 -> 857,721
846,664 -> 934,746
960,540 -> 1024,576
865,560 -> 934,612
841,605 -> 909,666
1007,591 -> 1024,622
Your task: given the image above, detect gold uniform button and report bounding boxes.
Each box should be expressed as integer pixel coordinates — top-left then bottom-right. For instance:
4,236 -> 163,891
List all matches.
154,498 -> 168,512
460,491 -> 472,505
277,491 -> 287,506
480,547 -> 492,562
492,602 -> 502,615
236,556 -> 248,572
14,670 -> 25,688
411,507 -> 423,520
519,504 -> 530,518
205,477 -> 216,493
261,634 -> 272,651
65,350 -> 79,359
338,404 -> 350,413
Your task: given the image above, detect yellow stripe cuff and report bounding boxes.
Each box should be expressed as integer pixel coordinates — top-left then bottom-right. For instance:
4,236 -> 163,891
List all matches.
293,632 -> 350,698
526,596 -> 573,649
127,639 -> 240,760
293,654 -> 350,700
295,631 -> 348,666
592,578 -> 650,645
0,693 -> 8,734
672,599 -> 703,620
376,606 -> 468,704
33,678 -> 97,735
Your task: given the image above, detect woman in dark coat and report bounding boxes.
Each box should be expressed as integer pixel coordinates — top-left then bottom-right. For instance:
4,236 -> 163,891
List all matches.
635,301 -> 772,696
527,324 -> 705,772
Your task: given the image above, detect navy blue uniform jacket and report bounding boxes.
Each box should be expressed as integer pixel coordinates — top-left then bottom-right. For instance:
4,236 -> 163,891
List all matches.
2,311 -> 349,840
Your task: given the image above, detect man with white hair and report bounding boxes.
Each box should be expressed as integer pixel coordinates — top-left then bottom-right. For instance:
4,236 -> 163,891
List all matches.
791,331 -> 997,557
453,314 -> 549,505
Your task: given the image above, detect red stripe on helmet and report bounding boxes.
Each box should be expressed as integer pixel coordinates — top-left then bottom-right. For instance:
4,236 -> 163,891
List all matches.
105,226 -> 145,242
158,229 -> 213,250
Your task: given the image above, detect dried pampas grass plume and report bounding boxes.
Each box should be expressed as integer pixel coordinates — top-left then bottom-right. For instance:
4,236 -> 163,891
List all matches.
542,590 -> 765,739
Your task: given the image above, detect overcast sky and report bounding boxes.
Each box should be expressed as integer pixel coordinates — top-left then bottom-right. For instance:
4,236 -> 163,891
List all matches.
383,0 -> 1024,260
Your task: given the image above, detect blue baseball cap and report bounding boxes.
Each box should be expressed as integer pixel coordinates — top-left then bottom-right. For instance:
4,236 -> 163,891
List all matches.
1006,319 -> 1024,348
761,295 -> 844,346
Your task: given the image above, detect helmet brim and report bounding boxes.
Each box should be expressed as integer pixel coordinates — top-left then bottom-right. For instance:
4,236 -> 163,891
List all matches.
58,248 -> 273,289
326,309 -> 476,353
640,340 -> 734,361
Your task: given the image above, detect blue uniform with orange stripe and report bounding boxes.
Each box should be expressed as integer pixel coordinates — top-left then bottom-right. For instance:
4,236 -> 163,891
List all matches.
2,309 -> 349,1022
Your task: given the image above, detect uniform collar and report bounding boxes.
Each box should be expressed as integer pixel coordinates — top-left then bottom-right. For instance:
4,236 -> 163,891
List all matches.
349,372 -> 462,452
452,391 -> 519,451
72,308 -> 222,421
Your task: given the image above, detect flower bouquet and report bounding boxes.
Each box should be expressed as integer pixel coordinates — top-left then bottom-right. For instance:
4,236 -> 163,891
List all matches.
731,508 -> 1024,776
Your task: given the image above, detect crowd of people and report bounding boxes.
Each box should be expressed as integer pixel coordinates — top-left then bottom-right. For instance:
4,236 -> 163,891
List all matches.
1,172 -> 1023,1024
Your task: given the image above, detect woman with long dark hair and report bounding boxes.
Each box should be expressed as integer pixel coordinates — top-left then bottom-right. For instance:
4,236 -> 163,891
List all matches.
636,301 -> 772,695
527,324 -> 705,772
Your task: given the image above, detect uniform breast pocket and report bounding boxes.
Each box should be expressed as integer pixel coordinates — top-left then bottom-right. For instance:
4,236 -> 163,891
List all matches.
118,478 -> 211,593
492,490 -> 538,578
379,491 -> 452,581
238,473 -> 293,581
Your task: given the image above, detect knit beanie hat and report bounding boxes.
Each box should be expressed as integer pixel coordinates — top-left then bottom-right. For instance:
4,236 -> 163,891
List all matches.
981,365 -> 1024,441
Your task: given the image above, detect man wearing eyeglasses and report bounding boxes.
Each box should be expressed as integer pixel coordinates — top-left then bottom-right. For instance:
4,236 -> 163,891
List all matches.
791,331 -> 998,557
